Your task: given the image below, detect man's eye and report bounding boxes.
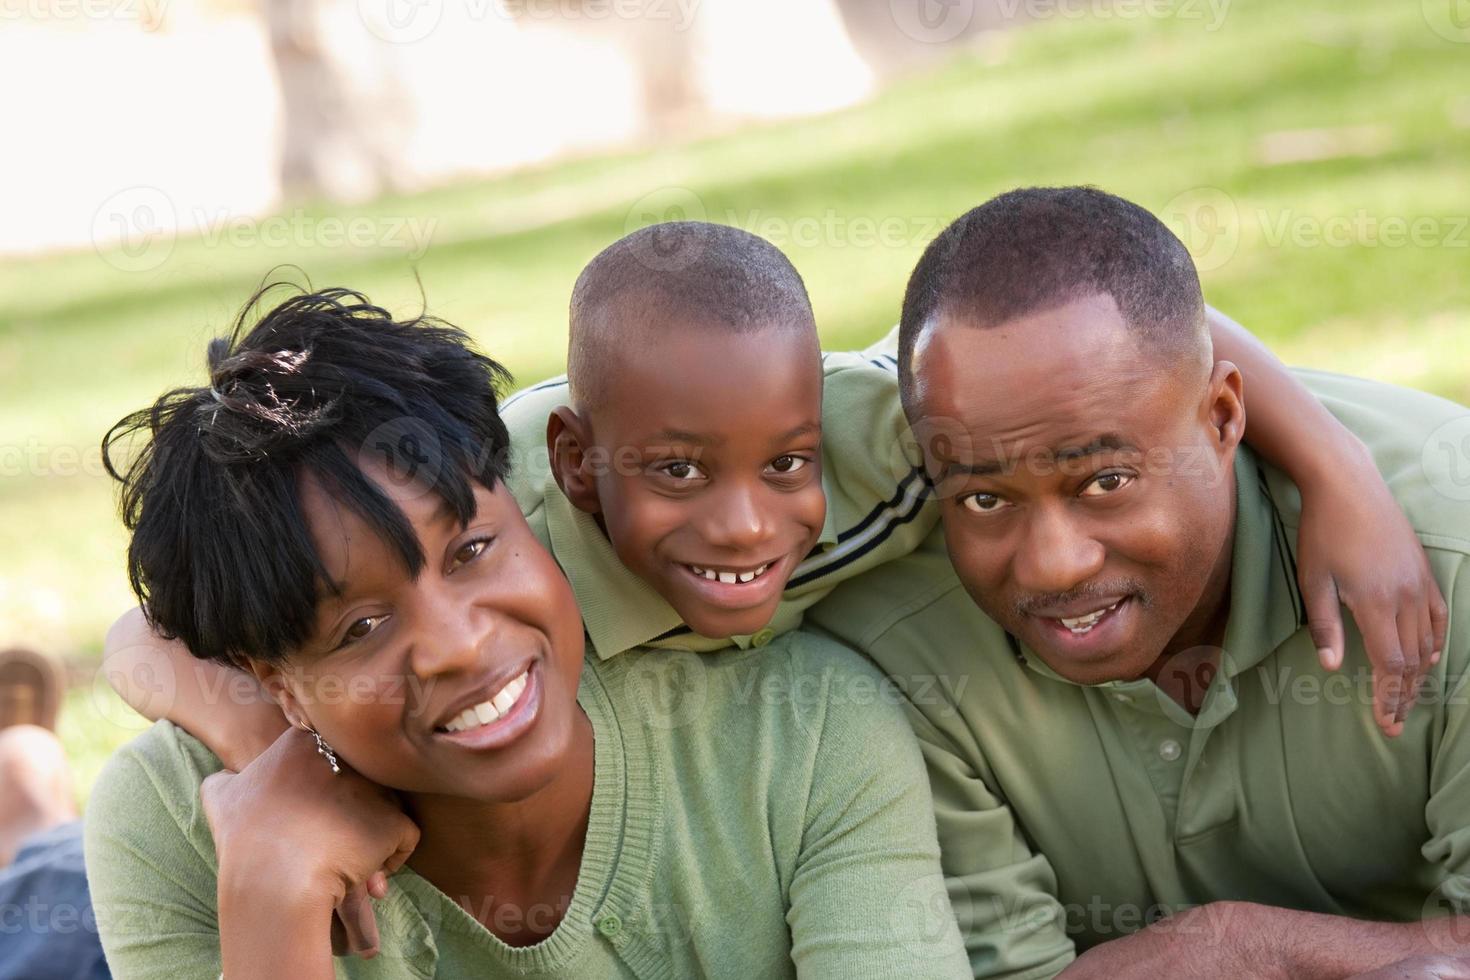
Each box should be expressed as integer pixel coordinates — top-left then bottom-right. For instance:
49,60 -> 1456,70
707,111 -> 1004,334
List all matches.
961,492 -> 1008,514
767,455 -> 808,475
341,615 -> 387,646
1080,472 -> 1134,497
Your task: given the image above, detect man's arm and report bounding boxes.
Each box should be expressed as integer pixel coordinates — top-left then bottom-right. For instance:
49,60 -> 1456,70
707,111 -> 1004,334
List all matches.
103,606 -> 288,771
1208,306 -> 1449,733
1058,901 -> 1470,980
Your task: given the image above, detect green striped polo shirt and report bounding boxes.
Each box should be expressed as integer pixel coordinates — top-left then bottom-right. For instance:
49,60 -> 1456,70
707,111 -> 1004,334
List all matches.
499,328 -> 935,659
84,629 -> 971,979
808,370 -> 1470,979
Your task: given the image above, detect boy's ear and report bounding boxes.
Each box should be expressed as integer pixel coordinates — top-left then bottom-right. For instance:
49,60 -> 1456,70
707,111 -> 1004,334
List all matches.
246,660 -> 311,732
547,406 -> 602,515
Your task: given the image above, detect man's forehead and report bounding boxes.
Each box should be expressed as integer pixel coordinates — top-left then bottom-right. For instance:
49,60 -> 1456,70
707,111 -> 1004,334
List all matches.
935,430 -> 1143,476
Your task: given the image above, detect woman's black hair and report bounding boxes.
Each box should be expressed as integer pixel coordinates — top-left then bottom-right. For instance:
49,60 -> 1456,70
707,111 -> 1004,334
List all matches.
102,281 -> 514,666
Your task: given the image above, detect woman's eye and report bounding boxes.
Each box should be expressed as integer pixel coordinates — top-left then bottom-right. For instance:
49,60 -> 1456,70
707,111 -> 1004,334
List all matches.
961,492 -> 1008,514
452,538 -> 490,568
768,455 -> 808,474
1081,472 -> 1134,497
341,615 -> 386,646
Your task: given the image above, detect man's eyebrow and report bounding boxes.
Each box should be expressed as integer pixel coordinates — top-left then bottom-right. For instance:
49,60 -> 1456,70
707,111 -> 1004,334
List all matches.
939,433 -> 1136,479
1055,433 -> 1136,461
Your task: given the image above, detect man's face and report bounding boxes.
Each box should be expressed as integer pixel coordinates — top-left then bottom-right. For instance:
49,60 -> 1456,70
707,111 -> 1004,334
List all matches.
909,293 -> 1243,685
262,460 -> 588,803
578,322 -> 826,639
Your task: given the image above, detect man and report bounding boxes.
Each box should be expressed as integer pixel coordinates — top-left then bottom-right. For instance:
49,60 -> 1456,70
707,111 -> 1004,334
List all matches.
810,186 -> 1470,978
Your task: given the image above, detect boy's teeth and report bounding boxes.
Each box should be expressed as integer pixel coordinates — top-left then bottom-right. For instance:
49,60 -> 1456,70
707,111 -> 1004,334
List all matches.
441,670 -> 530,733
689,563 -> 770,584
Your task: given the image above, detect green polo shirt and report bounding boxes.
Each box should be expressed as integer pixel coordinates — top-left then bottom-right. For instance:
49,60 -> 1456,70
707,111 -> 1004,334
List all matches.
808,370 -> 1470,979
499,329 -> 934,659
84,630 -> 970,979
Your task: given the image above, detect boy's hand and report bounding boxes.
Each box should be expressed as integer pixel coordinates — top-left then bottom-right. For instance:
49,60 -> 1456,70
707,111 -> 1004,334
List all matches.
202,727 -> 418,961
1296,456 -> 1449,737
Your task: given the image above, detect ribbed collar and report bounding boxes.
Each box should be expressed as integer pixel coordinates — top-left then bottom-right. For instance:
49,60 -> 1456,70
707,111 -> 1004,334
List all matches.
378,651 -> 659,975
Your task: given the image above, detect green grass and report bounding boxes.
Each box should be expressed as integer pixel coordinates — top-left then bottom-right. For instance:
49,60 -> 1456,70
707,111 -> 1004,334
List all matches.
3,0 -> 1467,794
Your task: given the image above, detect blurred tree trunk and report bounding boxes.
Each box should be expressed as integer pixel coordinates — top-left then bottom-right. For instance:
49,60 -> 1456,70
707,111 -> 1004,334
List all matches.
259,0 -> 409,202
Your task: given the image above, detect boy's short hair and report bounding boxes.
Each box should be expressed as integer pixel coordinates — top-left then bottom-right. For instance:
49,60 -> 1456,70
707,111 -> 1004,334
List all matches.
103,285 -> 514,666
567,222 -> 815,411
897,186 -> 1208,410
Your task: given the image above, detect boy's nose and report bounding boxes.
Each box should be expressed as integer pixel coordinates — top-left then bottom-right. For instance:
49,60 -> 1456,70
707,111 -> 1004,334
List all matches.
701,483 -> 774,551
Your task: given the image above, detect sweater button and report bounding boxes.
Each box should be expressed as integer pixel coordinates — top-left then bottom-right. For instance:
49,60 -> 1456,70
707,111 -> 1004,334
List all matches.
752,628 -> 775,648
596,913 -> 622,937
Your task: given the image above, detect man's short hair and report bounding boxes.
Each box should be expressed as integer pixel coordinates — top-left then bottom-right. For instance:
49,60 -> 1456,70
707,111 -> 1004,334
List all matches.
897,186 -> 1207,409
103,284 -> 514,666
567,222 -> 815,410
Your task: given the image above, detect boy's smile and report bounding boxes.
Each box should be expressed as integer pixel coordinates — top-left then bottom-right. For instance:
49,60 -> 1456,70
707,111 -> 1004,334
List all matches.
552,319 -> 826,640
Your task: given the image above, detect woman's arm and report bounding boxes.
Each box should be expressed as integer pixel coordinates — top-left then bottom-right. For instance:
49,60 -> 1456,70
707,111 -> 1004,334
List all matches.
103,606 -> 289,770
1211,306 -> 1450,735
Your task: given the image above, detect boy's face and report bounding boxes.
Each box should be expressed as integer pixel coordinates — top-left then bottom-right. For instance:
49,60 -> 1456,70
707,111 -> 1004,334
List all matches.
259,458 -> 589,803
577,322 -> 826,639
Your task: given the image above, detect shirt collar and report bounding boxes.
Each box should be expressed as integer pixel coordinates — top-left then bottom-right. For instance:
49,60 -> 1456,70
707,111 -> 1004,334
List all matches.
1019,446 -> 1305,690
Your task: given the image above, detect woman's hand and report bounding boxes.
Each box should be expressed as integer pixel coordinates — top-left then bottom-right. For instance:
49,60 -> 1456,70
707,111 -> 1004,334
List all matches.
1296,442 -> 1450,737
201,726 -> 419,979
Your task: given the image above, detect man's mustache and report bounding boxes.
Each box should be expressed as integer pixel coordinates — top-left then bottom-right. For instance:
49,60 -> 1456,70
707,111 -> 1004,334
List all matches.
1013,579 -> 1150,618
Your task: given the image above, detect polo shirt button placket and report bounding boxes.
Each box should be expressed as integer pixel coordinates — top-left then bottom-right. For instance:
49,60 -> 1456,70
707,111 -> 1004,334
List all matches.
1158,739 -> 1183,762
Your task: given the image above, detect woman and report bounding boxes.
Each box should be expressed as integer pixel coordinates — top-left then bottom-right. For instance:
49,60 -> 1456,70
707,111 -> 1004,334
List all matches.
84,288 -> 968,979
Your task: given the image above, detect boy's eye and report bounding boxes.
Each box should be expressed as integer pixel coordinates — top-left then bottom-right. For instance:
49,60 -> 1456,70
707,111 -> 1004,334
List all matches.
767,454 -> 808,475
961,492 -> 1010,514
657,460 -> 707,482
341,615 -> 387,646
1080,472 -> 1134,497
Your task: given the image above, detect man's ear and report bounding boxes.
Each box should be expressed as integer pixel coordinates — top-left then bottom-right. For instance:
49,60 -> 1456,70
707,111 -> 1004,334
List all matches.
547,406 -> 602,515
1205,359 -> 1247,458
246,660 -> 311,732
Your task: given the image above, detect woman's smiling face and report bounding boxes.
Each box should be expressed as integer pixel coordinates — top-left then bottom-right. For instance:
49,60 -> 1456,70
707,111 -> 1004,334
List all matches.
257,456 -> 587,804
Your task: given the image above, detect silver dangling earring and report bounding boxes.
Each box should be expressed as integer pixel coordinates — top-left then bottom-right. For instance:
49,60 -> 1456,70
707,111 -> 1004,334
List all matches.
303,725 -> 341,775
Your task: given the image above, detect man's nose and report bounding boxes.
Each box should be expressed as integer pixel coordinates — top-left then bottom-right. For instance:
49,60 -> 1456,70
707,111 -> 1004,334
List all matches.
1011,502 -> 1106,596
700,481 -> 774,552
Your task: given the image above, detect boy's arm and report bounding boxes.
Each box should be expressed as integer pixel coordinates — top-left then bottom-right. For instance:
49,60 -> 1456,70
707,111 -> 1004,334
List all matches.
1208,306 -> 1449,734
103,606 -> 288,772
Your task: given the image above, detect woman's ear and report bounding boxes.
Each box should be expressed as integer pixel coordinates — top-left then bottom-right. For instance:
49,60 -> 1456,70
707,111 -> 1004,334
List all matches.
246,660 -> 311,732
547,406 -> 602,515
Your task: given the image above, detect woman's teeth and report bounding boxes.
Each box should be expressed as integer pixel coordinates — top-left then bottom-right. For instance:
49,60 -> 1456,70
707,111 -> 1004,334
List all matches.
442,670 -> 529,733
688,562 -> 770,584
1059,600 -> 1123,635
